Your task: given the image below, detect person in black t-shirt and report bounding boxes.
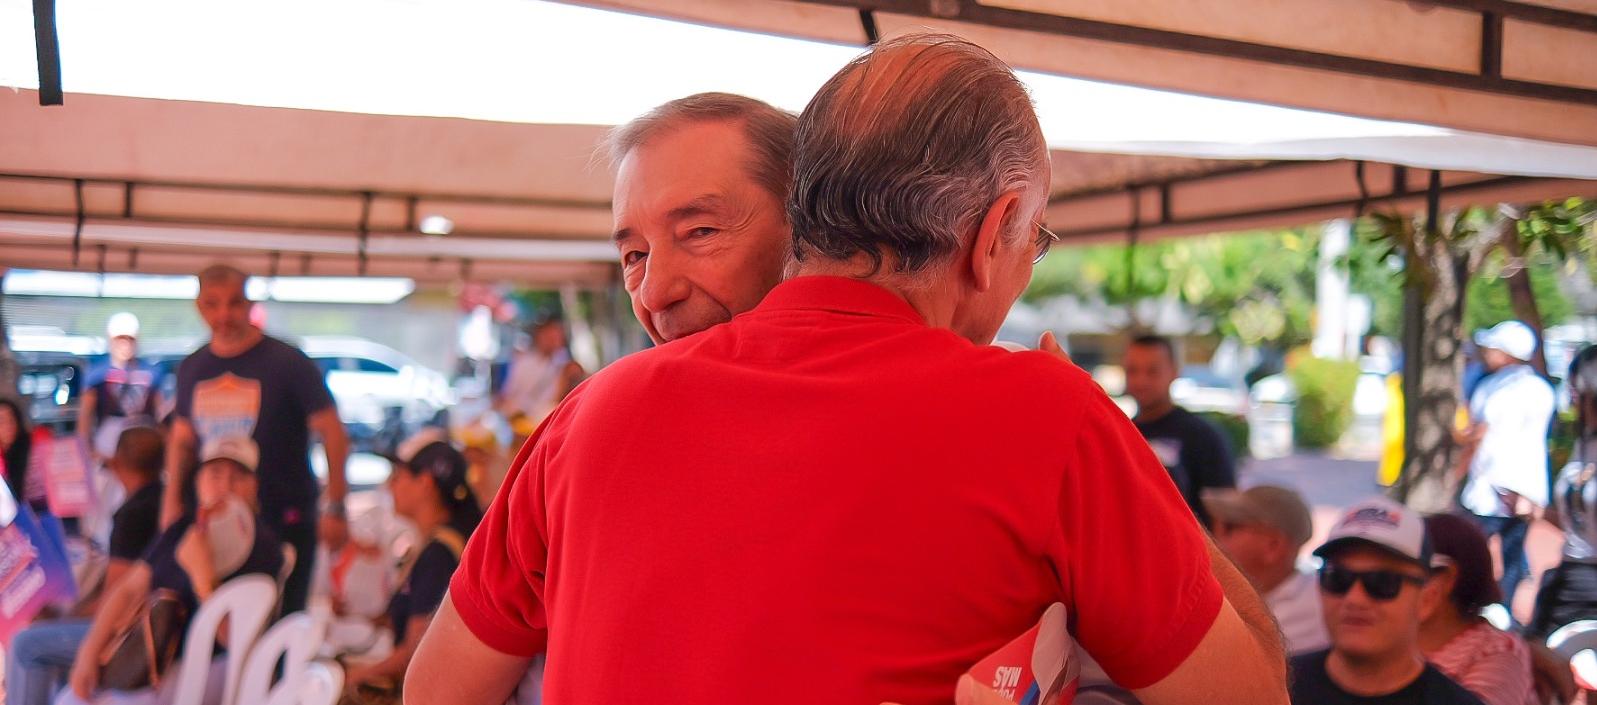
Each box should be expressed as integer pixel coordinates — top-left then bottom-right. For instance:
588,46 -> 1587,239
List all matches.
341,430 -> 482,702
162,264 -> 350,617
80,425 -> 166,616
1124,334 -> 1236,527
1289,497 -> 1483,705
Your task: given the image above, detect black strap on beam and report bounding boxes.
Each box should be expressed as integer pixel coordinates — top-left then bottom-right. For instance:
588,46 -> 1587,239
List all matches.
122,182 -> 134,218
1426,170 -> 1443,238
32,0 -> 62,105
1481,12 -> 1504,78
127,248 -> 139,271
95,244 -> 107,275
356,191 -> 373,276
404,196 -> 418,232
70,178 -> 84,266
268,250 -> 282,280
858,9 -> 880,44
1353,161 -> 1370,218
1158,183 -> 1173,224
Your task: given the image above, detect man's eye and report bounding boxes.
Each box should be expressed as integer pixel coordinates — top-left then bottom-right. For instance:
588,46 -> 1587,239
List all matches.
687,227 -> 718,238
622,251 -> 647,267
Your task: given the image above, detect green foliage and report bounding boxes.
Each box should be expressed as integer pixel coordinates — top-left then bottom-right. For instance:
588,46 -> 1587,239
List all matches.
1196,411 -> 1251,461
1464,251 -> 1573,332
1288,357 -> 1361,450
1026,229 -> 1318,346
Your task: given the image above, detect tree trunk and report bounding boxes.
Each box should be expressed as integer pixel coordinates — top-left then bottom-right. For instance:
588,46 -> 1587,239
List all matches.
1395,242 -> 1470,513
1499,224 -> 1549,376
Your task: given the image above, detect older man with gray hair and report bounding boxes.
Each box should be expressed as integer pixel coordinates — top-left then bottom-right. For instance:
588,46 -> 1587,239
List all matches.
410,33 -> 1287,705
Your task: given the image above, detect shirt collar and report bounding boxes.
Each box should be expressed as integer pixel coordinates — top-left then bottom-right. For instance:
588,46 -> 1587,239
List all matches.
754,276 -> 925,326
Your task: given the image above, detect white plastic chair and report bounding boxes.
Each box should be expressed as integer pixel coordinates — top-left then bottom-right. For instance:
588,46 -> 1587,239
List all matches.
234,612 -> 324,705
1548,620 -> 1597,691
166,574 -> 279,705
299,661 -> 344,705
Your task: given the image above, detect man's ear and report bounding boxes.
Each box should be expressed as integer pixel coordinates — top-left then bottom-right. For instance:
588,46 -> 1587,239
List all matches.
1418,570 -> 1451,621
968,191 -> 1024,293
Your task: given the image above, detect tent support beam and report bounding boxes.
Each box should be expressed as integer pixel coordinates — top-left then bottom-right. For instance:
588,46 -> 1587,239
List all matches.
31,0 -> 61,105
800,0 -> 1597,106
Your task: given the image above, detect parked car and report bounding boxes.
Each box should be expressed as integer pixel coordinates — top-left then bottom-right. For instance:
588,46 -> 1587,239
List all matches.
297,336 -> 455,454
11,349 -> 88,433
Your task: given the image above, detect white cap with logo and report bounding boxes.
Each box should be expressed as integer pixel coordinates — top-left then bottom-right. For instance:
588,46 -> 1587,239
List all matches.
1313,496 -> 1434,568
106,312 -> 140,339
1474,320 -> 1538,362
200,435 -> 259,474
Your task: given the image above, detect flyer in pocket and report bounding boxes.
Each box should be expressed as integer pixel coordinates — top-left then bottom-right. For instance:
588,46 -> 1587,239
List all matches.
967,602 -> 1078,705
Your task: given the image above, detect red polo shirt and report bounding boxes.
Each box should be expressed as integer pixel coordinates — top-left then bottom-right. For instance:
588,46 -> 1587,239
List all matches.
452,276 -> 1222,704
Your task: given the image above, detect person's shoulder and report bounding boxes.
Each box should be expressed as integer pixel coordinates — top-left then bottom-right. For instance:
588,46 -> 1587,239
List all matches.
1288,649 -> 1328,671
1421,664 -> 1488,705
417,538 -> 463,570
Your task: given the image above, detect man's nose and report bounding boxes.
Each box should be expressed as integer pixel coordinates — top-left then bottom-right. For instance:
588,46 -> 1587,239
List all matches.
637,251 -> 692,313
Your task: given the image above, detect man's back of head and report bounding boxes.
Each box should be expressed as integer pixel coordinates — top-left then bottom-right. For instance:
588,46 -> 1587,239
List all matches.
787,33 -> 1051,344
113,425 -> 164,484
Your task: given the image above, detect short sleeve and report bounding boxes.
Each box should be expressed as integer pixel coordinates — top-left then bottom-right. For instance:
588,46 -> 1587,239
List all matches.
449,429 -> 551,658
140,522 -> 186,568
405,543 -> 459,618
1052,392 -> 1224,690
107,502 -> 160,561
287,347 -> 335,417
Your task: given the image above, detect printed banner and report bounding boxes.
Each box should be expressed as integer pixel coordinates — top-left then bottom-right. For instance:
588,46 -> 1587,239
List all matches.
0,484 -> 77,645
968,603 -> 1078,705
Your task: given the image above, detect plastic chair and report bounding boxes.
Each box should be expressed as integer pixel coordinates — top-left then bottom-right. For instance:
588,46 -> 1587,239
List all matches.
234,612 -> 324,705
1547,620 -> 1597,659
165,574 -> 279,705
299,661 -> 344,705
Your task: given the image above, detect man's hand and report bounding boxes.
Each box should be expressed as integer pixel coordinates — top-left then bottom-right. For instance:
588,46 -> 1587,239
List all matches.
1529,641 -> 1577,704
1038,331 -> 1071,364
319,513 -> 350,552
176,519 -> 217,596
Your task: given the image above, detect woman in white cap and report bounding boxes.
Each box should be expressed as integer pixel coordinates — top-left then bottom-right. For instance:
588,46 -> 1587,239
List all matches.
340,431 -> 481,704
57,436 -> 284,705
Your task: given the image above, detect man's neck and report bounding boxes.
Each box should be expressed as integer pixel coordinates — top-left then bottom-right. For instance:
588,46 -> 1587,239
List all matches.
118,473 -> 153,495
788,262 -> 967,337
1135,399 -> 1176,423
1325,647 -> 1425,697
209,328 -> 264,358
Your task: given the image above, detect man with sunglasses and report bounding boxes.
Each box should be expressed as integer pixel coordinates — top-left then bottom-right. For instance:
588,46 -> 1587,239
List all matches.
1290,497 -> 1484,705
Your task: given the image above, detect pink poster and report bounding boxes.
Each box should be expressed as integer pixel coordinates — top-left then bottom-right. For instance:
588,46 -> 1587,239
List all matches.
29,430 -> 96,518
0,484 -> 76,644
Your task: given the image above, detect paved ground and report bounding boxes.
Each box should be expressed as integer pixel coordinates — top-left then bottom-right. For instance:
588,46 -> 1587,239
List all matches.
1245,453 -> 1562,623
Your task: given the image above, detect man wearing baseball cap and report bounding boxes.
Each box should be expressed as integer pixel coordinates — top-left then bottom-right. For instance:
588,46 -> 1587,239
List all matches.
1290,497 -> 1483,705
1205,485 -> 1328,656
78,312 -> 162,461
1458,320 -> 1554,610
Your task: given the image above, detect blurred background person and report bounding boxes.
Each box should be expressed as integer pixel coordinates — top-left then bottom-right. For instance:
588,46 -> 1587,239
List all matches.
455,422 -> 506,508
77,313 -> 162,463
1531,344 -> 1597,640
0,397 -> 33,508
162,263 -> 349,616
1290,497 -> 1483,705
339,431 -> 481,704
495,317 -> 585,424
58,436 -> 283,705
5,426 -> 166,705
1125,334 -> 1236,527
1456,320 -> 1554,613
1419,513 -> 1537,705
1204,485 -> 1328,656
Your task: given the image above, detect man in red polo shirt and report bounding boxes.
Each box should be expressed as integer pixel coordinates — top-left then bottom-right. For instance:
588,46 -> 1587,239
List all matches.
409,33 -> 1288,705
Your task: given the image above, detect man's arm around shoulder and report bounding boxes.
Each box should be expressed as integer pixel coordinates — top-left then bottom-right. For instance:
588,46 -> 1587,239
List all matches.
406,594 -> 533,705
1134,537 -> 1289,705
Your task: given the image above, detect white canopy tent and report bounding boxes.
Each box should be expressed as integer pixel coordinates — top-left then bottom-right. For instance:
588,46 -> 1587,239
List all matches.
1,0 -> 1595,284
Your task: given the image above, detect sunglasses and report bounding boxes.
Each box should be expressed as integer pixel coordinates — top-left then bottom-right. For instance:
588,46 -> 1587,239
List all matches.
1318,564 -> 1428,601
1033,223 -> 1060,264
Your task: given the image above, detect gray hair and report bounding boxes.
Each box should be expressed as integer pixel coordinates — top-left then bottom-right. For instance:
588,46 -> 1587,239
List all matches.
196,263 -> 248,293
606,92 -> 798,205
787,33 -> 1048,274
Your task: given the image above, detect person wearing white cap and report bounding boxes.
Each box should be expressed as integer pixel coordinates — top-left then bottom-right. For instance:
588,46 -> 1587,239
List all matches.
76,312 -> 162,463
58,435 -> 285,705
1457,320 -> 1555,611
1290,497 -> 1483,705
